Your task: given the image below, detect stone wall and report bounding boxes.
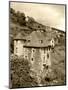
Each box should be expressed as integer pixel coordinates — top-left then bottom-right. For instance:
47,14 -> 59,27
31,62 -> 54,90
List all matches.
14,40 -> 51,77
14,40 -> 24,56
24,47 -> 51,76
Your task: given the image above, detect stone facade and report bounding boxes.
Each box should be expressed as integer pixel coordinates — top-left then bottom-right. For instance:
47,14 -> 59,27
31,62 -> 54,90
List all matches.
14,31 -> 54,78
14,41 -> 51,75
14,40 -> 24,56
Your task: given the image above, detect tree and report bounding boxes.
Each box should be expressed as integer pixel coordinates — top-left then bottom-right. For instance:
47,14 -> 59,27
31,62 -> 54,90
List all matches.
10,8 -> 15,15
10,57 -> 38,88
16,11 -> 26,26
10,8 -> 26,26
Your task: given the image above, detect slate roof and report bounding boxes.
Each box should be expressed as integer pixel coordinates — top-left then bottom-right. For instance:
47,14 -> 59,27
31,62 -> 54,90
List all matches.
14,30 -> 52,47
24,31 -> 51,47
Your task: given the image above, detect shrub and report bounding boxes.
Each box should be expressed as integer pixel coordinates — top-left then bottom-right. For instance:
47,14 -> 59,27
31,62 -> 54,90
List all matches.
10,55 -> 38,88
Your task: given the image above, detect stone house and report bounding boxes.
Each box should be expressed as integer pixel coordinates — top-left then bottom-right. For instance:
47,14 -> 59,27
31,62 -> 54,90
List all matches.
14,30 -> 55,76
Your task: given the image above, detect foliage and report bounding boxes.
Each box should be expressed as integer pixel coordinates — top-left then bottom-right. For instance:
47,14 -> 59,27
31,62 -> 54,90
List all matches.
9,8 -> 65,87
10,55 -> 38,88
10,8 -> 26,26
41,45 -> 65,86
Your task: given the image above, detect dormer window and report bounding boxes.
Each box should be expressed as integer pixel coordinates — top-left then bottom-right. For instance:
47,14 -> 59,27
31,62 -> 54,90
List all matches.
40,40 -> 43,43
38,26 -> 40,28
24,40 -> 26,43
28,40 -> 30,42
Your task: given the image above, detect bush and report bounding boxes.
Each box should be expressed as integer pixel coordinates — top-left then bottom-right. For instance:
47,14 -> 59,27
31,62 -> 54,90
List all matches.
10,55 -> 38,88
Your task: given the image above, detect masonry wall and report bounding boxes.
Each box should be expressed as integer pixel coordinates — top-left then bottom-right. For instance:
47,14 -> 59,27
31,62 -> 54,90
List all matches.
14,40 -> 24,56
24,47 -> 52,76
14,40 -> 51,76
40,48 -> 51,66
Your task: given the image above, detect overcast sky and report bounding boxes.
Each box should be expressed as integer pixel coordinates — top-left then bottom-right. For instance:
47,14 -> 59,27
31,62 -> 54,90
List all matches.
10,2 -> 65,31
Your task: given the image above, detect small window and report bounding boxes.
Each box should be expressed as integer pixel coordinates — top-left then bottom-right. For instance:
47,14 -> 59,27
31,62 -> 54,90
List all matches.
24,40 -> 26,43
43,64 -> 46,67
31,58 -> 33,61
33,49 -> 35,52
25,56 -> 27,59
46,65 -> 48,69
40,40 -> 43,43
38,26 -> 40,28
43,64 -> 46,69
47,53 -> 49,59
28,40 -> 30,42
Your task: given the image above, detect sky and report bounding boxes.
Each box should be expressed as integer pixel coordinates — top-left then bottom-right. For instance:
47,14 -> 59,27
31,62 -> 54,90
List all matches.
10,2 -> 65,31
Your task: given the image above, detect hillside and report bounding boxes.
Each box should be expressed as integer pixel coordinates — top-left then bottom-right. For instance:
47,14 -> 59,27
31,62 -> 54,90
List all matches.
9,8 -> 66,86
9,8 -> 65,56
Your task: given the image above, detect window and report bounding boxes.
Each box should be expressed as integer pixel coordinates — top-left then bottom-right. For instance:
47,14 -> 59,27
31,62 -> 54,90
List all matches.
33,49 -> 35,52
38,26 -> 40,28
46,65 -> 48,69
43,64 -> 48,69
31,58 -> 34,64
40,40 -> 43,43
24,40 -> 26,43
32,48 -> 35,53
25,56 -> 27,59
28,40 -> 30,42
43,64 -> 46,68
31,58 -> 33,61
47,53 -> 49,59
